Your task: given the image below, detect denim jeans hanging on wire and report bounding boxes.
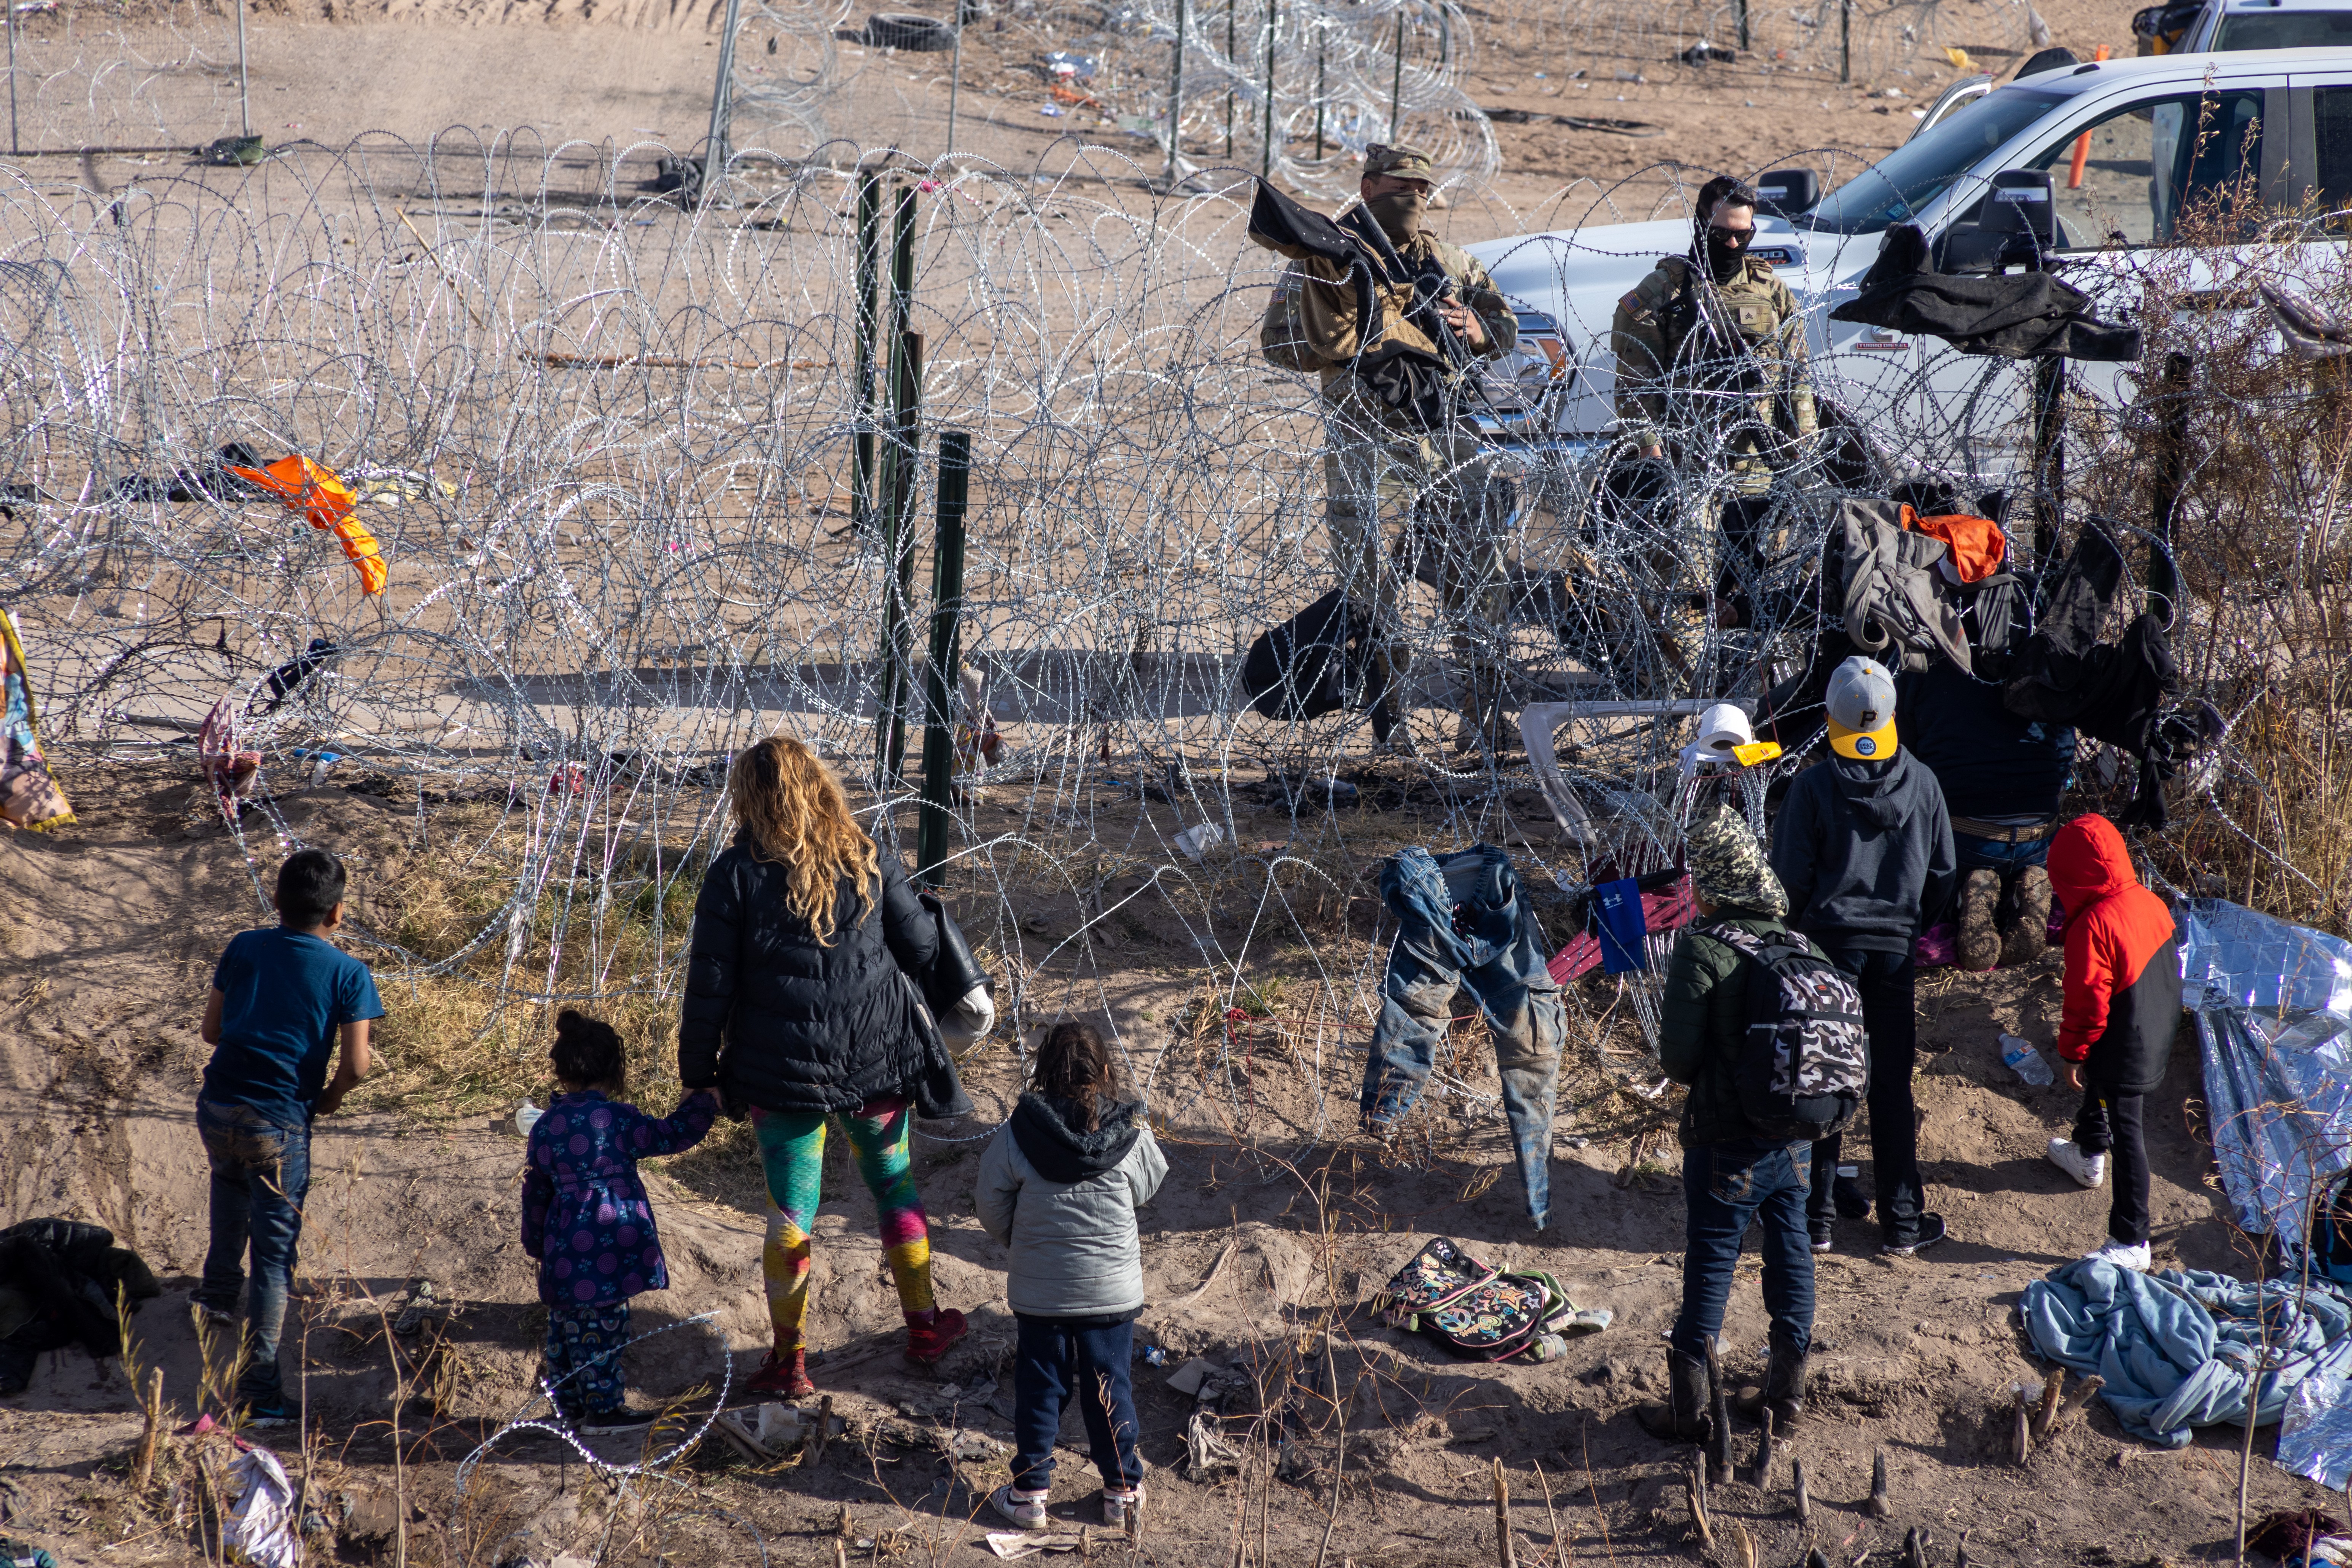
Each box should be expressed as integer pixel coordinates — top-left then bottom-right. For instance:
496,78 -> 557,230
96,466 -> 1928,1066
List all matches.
1361,844 -> 1566,1228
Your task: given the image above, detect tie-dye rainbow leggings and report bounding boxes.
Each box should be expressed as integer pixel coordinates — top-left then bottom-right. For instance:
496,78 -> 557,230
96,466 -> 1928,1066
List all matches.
748,1097 -> 937,1352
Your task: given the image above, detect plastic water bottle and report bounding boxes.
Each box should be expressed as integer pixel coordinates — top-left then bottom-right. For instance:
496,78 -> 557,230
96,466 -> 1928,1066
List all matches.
2000,1033 -> 2055,1087
515,1100 -> 543,1137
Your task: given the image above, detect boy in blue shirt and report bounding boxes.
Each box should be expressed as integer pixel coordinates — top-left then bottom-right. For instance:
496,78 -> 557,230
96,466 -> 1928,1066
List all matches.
196,847 -> 384,1425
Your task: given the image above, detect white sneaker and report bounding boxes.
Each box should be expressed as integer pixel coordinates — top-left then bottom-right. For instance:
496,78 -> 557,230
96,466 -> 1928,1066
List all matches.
989,1486 -> 1049,1532
2084,1238 -> 2152,1271
2047,1139 -> 2107,1189
1102,1483 -> 1145,1531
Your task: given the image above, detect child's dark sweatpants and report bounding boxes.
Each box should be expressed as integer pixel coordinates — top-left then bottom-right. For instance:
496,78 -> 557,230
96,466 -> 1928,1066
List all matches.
1011,1315 -> 1141,1493
2072,1088 -> 2150,1245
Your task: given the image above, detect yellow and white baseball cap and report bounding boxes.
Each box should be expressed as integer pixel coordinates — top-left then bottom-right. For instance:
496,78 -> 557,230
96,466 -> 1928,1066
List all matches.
1825,656 -> 1898,760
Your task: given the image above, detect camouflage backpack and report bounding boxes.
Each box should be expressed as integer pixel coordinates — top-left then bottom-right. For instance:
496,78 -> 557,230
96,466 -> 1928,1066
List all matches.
1705,923 -> 1869,1142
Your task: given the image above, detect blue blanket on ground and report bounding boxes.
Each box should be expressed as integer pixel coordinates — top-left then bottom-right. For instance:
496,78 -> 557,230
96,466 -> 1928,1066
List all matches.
2021,1258 -> 2352,1447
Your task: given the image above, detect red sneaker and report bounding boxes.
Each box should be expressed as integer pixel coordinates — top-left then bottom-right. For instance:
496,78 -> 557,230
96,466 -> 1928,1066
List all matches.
904,1307 -> 969,1366
744,1347 -> 815,1400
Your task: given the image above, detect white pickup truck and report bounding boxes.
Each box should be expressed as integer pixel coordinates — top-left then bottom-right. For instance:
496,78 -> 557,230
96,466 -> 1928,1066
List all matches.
1462,48 -> 2352,477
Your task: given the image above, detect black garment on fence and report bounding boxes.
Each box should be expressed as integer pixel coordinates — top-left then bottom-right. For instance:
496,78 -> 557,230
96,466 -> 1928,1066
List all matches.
2001,524 -> 2182,828
1828,224 -> 2141,362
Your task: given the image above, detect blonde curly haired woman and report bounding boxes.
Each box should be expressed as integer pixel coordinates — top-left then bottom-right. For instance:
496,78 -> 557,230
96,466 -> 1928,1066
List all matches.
678,735 -> 967,1398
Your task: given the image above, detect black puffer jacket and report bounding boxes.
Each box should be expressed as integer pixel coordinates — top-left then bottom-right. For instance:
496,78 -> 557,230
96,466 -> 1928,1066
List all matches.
677,835 -> 943,1115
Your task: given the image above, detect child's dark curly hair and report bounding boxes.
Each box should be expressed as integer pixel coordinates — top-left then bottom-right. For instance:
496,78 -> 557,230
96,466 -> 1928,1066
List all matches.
550,1009 -> 627,1094
1031,1019 -> 1115,1129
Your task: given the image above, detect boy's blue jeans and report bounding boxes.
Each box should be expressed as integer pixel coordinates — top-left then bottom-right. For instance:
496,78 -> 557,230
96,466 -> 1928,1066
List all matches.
195,1098 -> 310,1408
1672,1138 -> 1815,1364
1011,1315 -> 1142,1494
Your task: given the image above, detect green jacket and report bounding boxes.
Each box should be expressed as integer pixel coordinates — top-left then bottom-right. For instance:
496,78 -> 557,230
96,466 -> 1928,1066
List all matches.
1659,910 -> 1787,1147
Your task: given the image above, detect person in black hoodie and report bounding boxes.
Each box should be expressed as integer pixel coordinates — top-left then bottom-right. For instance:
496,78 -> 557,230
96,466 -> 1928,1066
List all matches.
1769,657 -> 1957,1256
974,1021 -> 1167,1534
677,735 -> 963,1400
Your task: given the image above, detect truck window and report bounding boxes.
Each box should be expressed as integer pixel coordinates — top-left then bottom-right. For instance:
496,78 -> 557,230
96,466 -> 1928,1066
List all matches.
2318,86 -> 2352,233
2026,89 -> 2263,245
2212,12 -> 2352,48
1805,88 -> 2066,235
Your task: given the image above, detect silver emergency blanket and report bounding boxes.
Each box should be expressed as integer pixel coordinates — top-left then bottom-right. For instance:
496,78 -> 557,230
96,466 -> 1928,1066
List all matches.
2182,898 -> 2352,1488
2184,898 -> 2352,1253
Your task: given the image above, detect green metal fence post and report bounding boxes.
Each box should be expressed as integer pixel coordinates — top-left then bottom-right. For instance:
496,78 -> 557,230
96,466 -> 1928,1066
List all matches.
917,430 -> 973,885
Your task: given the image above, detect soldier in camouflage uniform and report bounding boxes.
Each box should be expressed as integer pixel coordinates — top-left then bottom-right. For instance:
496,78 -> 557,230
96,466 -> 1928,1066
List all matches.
1609,176 -> 1818,681
1287,144 -> 1521,753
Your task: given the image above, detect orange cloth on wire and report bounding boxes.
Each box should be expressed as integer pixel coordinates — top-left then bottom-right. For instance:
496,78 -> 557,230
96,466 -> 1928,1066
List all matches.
1899,504 -> 2006,584
226,454 -> 387,595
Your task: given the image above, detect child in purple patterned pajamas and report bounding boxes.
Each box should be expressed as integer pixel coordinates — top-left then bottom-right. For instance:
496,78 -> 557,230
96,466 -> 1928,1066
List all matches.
522,1010 -> 718,1430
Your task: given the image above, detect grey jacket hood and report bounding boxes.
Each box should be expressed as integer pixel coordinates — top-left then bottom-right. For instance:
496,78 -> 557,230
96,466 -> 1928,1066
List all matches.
1010,1092 -> 1142,1183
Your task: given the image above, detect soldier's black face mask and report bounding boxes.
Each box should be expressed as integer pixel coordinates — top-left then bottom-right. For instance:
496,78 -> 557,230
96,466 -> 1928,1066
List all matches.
1702,218 -> 1754,283
1366,188 -> 1429,241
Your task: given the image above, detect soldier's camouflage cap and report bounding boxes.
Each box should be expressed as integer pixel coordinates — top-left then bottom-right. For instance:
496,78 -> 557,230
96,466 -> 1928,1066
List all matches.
1686,802 -> 1788,918
1363,144 -> 1436,180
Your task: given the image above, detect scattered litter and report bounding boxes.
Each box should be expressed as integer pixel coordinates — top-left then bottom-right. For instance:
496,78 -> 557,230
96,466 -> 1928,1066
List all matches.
1038,104 -> 1065,117
391,1280 -> 442,1338
1139,1344 -> 1170,1367
985,1533 -> 1092,1560
1678,43 -> 1735,64
223,1445 -> 300,1568
1041,49 -> 1096,78
1999,1033 -> 2054,1087
1172,821 -> 1223,860
712,1401 -> 806,1461
514,1100 -> 543,1137
1182,1407 -> 1242,1480
1165,1356 -> 1221,1396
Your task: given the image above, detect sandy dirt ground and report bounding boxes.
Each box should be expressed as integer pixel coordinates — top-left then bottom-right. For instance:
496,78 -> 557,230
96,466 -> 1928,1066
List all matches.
4,0 -> 2329,1562
0,750 -> 2336,1566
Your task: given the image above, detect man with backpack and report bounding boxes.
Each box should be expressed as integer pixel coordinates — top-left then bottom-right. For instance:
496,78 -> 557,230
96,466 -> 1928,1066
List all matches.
1639,804 -> 1863,1458
1769,656 -> 1958,1257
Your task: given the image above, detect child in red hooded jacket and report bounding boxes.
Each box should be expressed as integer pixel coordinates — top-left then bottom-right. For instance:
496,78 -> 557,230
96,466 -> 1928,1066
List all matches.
2042,813 -> 2182,1271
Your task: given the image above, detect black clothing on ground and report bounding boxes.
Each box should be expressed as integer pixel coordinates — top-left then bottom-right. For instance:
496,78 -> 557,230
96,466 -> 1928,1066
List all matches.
0,1219 -> 161,1395
2074,1089 -> 2152,1246
1240,589 -> 1373,721
679,839 -> 943,1116
1828,224 -> 2141,361
1770,750 -> 1958,954
1805,945 -> 1927,1245
1897,659 -> 2070,821
1008,1092 -> 1146,1183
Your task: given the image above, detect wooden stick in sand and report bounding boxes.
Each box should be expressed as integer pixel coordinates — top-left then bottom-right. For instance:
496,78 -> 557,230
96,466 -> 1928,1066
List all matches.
1491,1458 -> 1518,1568
2028,1364 -> 2066,1442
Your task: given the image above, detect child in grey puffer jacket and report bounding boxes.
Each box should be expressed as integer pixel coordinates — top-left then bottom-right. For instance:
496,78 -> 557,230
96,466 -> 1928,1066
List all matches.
975,1020 -> 1166,1535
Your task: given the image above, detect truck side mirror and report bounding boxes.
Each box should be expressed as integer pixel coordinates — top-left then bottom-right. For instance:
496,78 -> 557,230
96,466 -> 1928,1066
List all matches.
1755,168 -> 1820,217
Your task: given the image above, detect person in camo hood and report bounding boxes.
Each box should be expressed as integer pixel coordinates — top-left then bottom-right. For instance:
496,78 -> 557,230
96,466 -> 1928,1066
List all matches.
1641,805 -> 1817,1455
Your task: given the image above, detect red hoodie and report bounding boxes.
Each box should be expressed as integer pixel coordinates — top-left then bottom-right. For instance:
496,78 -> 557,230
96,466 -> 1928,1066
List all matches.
2048,814 -> 2178,1066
